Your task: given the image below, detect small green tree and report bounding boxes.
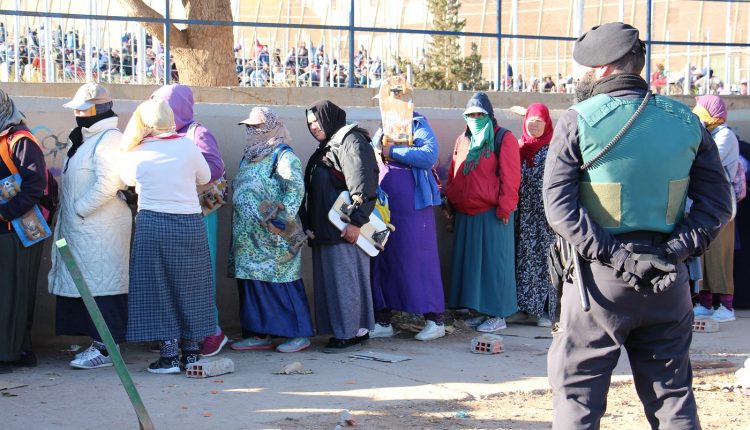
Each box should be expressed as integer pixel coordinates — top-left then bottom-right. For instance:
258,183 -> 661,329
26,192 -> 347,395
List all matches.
414,0 -> 466,90
462,42 -> 487,91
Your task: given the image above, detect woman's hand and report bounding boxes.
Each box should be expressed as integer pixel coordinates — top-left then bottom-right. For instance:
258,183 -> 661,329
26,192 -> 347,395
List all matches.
441,198 -> 455,232
266,222 -> 283,235
510,105 -> 528,116
341,224 -> 361,244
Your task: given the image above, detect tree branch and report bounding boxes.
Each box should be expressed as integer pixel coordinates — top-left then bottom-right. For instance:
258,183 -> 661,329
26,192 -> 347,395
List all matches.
117,0 -> 187,48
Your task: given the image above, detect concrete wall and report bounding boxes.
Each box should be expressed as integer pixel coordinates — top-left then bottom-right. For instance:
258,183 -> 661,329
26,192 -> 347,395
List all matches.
5,83 -> 750,345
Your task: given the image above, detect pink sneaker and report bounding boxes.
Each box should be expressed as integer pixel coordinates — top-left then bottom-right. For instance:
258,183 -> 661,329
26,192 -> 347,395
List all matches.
200,332 -> 228,357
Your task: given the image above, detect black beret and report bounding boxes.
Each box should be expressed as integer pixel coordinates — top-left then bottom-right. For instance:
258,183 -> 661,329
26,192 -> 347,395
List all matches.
573,22 -> 644,67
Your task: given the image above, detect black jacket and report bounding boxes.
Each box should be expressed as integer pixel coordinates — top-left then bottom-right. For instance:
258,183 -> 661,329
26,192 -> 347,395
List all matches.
302,126 -> 379,246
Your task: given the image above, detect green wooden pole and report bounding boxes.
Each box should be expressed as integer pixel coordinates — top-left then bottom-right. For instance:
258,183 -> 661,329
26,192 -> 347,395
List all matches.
55,238 -> 155,430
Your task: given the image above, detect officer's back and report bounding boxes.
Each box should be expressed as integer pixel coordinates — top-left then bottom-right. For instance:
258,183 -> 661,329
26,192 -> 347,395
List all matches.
543,22 -> 732,430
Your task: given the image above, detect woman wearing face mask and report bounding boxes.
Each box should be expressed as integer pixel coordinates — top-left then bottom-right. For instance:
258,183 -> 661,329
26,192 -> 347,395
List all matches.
445,92 -> 521,333
48,83 -> 132,370
228,107 -> 313,353
512,103 -> 556,328
301,100 -> 378,353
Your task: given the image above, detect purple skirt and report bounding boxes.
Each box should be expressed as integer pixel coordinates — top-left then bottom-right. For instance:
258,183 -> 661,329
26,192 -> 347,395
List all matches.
372,162 -> 445,314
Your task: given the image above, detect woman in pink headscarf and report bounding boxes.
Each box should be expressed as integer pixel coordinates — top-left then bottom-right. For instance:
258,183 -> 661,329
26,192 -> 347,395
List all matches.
514,103 -> 556,327
692,95 -> 740,323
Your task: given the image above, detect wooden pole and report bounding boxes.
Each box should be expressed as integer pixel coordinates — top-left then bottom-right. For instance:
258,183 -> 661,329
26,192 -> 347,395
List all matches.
55,239 -> 155,430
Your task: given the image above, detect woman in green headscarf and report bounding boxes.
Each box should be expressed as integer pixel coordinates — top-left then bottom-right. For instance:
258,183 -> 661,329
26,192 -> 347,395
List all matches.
444,92 -> 521,334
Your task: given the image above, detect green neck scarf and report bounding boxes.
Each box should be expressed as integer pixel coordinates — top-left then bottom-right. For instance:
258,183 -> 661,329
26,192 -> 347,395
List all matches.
463,115 -> 495,175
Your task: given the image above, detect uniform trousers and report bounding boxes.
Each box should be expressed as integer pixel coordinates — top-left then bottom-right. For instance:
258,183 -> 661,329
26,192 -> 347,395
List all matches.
548,257 -> 700,430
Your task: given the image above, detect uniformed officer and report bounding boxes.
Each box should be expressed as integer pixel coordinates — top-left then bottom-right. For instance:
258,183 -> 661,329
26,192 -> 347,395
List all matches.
543,22 -> 733,429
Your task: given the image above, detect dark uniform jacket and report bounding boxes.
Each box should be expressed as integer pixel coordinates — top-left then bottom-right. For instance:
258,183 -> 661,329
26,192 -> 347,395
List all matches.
543,86 -> 733,265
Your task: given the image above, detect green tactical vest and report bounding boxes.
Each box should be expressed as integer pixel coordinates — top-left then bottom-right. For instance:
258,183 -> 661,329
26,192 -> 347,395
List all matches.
573,93 -> 702,234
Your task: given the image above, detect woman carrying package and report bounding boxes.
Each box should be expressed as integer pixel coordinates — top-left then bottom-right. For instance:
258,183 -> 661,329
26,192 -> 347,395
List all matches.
229,107 -> 314,353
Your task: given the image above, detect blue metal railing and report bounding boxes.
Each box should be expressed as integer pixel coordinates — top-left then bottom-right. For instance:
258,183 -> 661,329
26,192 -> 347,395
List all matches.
0,1 -> 747,90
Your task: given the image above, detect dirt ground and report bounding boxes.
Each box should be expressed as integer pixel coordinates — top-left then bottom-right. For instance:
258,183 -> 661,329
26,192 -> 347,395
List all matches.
269,312 -> 750,430
273,370 -> 749,429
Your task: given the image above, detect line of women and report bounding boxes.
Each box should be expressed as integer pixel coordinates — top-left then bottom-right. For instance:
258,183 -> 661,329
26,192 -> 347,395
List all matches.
35,84 -> 559,375
47,83 -> 227,374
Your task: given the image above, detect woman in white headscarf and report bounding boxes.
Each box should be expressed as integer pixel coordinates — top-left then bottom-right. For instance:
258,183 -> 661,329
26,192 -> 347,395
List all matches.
120,99 -> 213,375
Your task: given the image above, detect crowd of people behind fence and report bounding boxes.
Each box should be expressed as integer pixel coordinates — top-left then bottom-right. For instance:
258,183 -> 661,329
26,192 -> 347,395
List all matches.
0,23 -> 177,84
0,20 -> 745,96
235,40 -> 384,88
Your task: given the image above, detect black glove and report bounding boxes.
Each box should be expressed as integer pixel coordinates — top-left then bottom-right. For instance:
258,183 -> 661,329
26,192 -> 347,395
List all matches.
611,243 -> 677,293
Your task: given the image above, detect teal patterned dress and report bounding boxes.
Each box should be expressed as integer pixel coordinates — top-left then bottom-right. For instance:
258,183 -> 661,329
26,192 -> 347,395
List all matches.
229,150 -> 304,282
229,148 -> 314,338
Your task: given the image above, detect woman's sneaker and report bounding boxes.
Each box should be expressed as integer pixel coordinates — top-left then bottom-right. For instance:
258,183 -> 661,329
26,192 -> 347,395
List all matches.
323,333 -> 369,353
70,345 -> 114,369
463,316 -> 487,327
276,337 -> 311,353
536,314 -> 553,328
200,332 -> 229,357
477,317 -> 507,333
693,304 -> 714,319
370,323 -> 395,338
147,357 -> 181,374
710,305 -> 736,322
230,336 -> 274,351
415,320 -> 445,341
180,353 -> 200,370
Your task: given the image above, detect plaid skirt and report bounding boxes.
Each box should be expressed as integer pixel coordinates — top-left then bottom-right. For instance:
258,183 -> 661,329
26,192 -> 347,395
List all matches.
126,210 -> 214,342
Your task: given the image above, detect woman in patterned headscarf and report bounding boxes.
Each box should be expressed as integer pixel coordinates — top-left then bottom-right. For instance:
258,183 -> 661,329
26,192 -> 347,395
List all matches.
228,107 -> 313,353
692,95 -> 740,323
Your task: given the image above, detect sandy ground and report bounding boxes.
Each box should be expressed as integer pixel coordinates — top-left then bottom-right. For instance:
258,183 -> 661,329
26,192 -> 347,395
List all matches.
272,371 -> 749,429
1,310 -> 749,430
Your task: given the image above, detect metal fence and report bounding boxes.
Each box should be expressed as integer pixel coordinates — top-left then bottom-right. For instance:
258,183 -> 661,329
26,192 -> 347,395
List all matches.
0,0 -> 748,95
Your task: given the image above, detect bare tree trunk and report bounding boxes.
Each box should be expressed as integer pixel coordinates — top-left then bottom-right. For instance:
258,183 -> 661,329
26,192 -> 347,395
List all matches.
117,0 -> 236,86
